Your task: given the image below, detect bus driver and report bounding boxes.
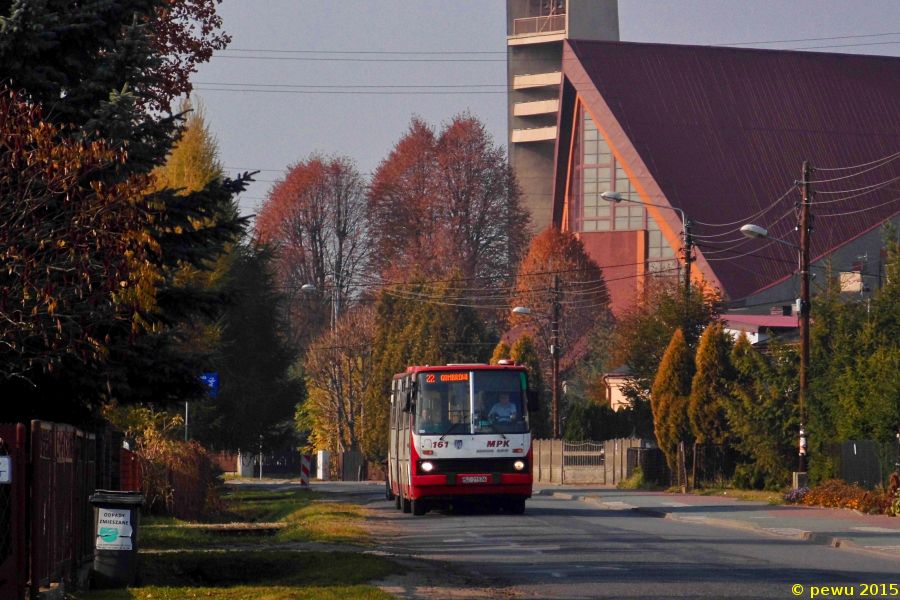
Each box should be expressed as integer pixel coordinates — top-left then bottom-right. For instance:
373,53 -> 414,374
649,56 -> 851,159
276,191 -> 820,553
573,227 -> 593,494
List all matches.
488,392 -> 517,422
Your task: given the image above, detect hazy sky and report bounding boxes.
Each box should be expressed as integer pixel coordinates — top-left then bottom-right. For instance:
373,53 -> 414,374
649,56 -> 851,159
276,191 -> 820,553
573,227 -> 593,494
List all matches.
189,1 -> 900,217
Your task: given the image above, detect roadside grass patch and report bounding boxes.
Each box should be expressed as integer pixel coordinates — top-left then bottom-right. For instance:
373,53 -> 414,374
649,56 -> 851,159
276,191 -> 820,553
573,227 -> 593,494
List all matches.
73,586 -> 395,600
142,487 -> 370,549
695,488 -> 784,505
70,551 -> 401,600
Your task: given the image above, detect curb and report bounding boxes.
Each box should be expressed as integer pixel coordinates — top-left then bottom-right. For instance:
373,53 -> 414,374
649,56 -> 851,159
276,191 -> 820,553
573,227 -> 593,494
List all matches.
538,490 -> 900,562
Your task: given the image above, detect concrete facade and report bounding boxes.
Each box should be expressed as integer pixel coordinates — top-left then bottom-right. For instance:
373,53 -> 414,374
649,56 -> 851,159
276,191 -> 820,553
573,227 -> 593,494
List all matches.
506,0 -> 619,232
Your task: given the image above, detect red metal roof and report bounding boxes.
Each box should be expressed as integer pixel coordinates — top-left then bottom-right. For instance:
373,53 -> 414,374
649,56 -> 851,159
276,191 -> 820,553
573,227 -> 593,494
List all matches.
562,40 -> 900,300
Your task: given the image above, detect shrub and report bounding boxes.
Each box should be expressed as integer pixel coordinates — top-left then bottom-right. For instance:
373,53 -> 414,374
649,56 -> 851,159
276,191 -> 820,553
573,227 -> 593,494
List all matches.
796,479 -> 874,513
783,487 -> 809,503
104,403 -> 222,519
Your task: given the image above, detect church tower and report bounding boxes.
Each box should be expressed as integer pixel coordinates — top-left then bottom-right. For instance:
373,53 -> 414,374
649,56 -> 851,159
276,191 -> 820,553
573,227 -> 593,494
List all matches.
507,0 -> 619,230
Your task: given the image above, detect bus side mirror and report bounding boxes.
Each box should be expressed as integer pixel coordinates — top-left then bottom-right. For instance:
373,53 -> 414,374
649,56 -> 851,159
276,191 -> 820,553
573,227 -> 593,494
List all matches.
403,390 -> 413,413
527,390 -> 540,413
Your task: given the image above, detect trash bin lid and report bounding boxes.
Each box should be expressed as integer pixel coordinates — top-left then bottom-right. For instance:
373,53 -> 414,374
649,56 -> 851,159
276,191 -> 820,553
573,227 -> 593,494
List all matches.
90,490 -> 144,506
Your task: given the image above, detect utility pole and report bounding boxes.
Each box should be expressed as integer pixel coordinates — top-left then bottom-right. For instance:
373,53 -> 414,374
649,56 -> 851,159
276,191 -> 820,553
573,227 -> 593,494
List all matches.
683,219 -> 694,301
551,275 -> 561,440
798,160 -> 813,477
184,402 -> 189,442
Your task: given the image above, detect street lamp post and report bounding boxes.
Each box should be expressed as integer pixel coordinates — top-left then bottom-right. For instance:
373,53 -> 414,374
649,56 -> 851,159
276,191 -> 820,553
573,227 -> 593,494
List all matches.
741,209 -> 811,482
513,284 -> 562,439
601,191 -> 694,299
302,283 -> 338,331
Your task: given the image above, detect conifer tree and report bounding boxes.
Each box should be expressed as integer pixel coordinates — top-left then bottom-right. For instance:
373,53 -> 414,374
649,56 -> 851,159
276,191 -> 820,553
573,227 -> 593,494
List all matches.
510,334 -> 550,438
651,328 -> 694,469
688,322 -> 733,444
0,2 -> 248,421
725,333 -> 796,489
361,275 -> 494,459
490,341 -> 512,365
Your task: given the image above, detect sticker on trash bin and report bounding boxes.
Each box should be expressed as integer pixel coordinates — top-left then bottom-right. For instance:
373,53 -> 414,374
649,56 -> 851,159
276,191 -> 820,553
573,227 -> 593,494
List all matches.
96,508 -> 133,550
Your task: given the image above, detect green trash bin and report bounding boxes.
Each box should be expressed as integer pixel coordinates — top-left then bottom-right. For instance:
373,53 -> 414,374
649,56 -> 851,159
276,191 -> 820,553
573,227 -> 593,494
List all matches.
90,490 -> 144,589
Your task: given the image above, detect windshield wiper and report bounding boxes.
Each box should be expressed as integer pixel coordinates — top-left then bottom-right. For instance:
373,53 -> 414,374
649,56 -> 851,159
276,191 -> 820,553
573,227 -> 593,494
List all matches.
440,421 -> 468,440
483,419 -> 507,440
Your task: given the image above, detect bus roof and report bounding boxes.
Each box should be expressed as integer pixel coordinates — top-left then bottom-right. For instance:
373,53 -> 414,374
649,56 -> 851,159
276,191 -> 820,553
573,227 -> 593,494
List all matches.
393,364 -> 527,380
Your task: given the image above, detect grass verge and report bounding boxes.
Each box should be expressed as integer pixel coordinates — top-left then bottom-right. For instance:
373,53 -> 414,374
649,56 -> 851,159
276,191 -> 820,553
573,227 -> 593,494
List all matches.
694,488 -> 784,505
69,487 -> 400,600
141,487 -> 371,549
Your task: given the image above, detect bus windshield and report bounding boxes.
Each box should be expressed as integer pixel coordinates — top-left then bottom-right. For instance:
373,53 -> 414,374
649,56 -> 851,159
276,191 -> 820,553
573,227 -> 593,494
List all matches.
416,370 -> 529,435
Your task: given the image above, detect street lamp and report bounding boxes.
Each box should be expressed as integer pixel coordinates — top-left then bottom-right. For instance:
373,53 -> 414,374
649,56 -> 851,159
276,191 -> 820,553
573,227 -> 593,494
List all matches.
740,222 -> 809,479
513,288 -> 562,440
601,191 -> 694,298
301,283 -> 338,331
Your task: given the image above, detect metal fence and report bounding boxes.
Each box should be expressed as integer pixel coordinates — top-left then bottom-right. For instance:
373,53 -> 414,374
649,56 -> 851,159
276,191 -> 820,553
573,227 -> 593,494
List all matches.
822,440 -> 900,490
513,14 -> 566,36
0,424 -> 26,600
0,421 -> 127,600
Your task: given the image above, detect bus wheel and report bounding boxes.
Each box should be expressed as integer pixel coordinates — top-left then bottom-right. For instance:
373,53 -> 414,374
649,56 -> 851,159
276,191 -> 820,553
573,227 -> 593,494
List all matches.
402,495 -> 412,513
385,478 -> 394,501
507,497 -> 526,515
394,493 -> 402,510
412,498 -> 427,516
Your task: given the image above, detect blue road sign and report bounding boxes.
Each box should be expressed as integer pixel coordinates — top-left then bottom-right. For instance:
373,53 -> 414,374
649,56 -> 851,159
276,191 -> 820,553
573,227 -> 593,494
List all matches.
200,373 -> 219,396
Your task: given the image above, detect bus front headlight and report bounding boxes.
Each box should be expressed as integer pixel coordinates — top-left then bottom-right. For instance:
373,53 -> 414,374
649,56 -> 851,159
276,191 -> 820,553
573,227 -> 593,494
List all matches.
420,461 -> 434,473
514,460 -> 526,471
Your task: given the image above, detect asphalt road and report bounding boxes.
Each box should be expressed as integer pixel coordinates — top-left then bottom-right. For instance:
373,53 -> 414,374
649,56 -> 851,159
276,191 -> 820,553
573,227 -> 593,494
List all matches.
368,488 -> 900,599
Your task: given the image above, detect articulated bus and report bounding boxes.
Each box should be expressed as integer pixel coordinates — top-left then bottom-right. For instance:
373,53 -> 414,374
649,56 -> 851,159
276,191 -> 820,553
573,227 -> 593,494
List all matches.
386,362 -> 537,516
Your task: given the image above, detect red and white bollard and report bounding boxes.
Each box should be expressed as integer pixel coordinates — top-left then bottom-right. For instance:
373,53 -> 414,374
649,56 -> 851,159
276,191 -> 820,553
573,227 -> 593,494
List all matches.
300,453 -> 311,487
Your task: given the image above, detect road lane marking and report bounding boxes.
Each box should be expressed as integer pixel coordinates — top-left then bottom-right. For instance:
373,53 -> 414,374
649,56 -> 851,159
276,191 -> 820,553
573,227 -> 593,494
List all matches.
852,527 -> 900,533
866,545 -> 900,553
763,527 -> 806,536
661,502 -> 689,507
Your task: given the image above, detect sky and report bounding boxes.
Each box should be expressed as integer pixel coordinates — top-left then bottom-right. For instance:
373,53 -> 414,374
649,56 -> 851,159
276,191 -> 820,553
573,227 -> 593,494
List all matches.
189,1 -> 900,217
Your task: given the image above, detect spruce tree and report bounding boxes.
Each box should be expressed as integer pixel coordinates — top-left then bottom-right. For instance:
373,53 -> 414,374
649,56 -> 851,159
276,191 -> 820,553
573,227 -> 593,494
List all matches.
0,2 -> 249,421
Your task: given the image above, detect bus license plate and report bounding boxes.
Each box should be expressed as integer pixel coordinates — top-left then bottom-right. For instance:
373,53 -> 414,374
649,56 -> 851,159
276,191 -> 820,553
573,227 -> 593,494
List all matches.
460,476 -> 488,484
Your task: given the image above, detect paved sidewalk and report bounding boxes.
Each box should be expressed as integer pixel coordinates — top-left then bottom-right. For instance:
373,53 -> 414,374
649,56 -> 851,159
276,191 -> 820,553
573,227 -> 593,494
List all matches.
535,484 -> 900,560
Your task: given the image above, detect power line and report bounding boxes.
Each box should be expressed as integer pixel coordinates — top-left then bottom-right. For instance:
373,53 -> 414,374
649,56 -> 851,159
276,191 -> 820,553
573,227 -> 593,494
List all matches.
691,186 -> 797,228
224,48 -> 506,55
211,55 -> 506,63
812,151 -> 900,183
718,31 -> 900,47
193,87 -> 507,95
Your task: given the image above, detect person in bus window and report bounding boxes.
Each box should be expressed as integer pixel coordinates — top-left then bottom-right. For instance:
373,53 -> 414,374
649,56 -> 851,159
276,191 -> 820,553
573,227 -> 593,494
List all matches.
488,392 -> 517,422
419,408 -> 435,433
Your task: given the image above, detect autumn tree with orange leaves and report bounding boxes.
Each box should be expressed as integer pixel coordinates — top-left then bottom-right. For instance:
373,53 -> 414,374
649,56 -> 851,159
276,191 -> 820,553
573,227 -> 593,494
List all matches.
368,114 -> 530,283
256,154 -> 371,346
510,226 -> 611,357
0,92 -> 157,381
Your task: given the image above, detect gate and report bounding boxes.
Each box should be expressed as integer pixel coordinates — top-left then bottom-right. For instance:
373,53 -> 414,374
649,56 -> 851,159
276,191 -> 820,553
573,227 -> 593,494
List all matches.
532,438 -> 652,485
0,424 -> 26,600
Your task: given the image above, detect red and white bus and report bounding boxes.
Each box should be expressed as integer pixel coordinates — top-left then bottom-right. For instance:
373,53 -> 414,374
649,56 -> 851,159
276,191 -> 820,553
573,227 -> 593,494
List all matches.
386,363 -> 536,516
